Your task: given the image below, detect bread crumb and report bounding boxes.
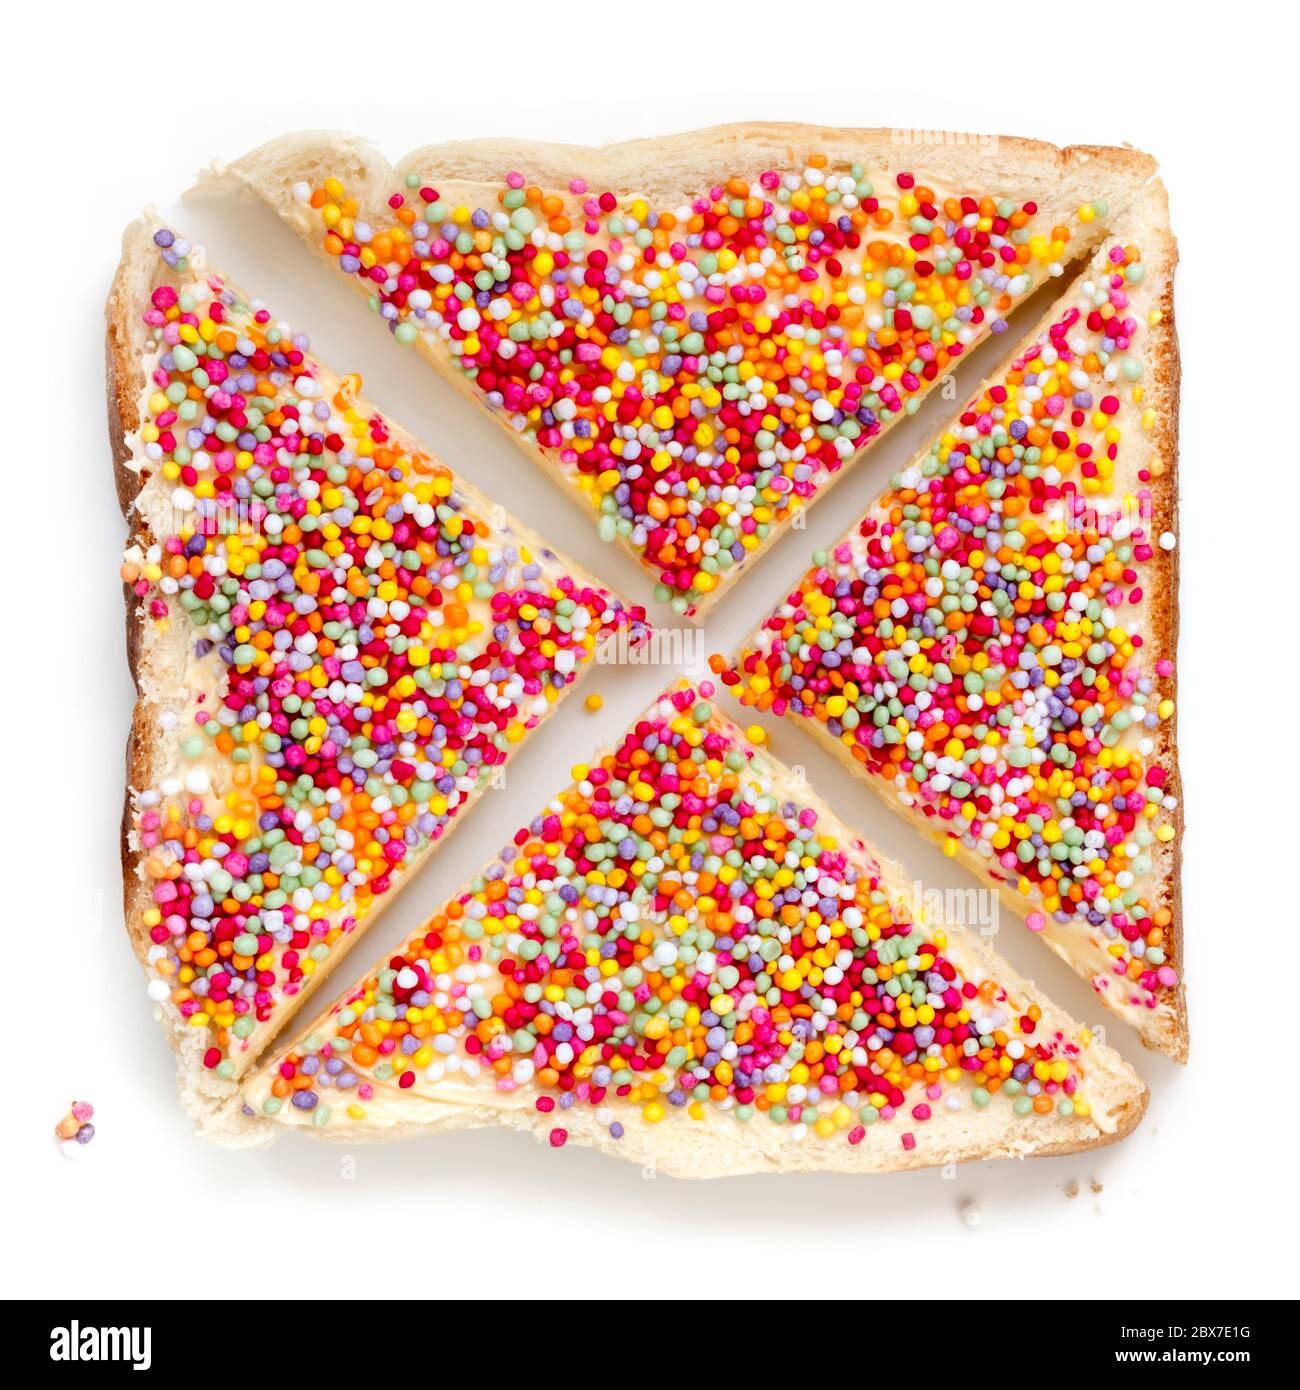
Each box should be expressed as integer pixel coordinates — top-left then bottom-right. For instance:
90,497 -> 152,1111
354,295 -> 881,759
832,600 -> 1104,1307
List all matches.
1090,1178 -> 1103,1195
1064,1179 -> 1080,1199
959,1198 -> 981,1229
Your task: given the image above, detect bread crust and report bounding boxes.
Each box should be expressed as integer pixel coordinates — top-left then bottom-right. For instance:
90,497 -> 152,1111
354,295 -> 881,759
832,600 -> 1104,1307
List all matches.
212,122 -> 1158,209
107,218 -> 638,1141
236,1074 -> 1147,1179
242,685 -> 1147,1176
205,124 -> 1161,619
1136,193 -> 1186,1062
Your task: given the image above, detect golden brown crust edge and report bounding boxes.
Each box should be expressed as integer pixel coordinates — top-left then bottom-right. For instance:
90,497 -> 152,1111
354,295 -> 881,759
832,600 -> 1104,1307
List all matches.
106,224 -> 157,976
1145,207 -> 1187,1063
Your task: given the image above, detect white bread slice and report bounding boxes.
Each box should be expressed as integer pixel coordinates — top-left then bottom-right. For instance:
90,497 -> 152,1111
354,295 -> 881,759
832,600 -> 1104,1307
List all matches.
109,218 -> 648,1142
724,180 -> 1183,1059
242,681 -> 1146,1176
203,124 -> 1159,620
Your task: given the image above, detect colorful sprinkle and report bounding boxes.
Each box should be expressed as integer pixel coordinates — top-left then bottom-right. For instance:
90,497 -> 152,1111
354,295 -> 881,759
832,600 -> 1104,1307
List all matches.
253,684 -> 1106,1152
54,1102 -> 95,1150
725,234 -> 1178,1028
126,230 -> 647,1073
300,163 -> 1094,614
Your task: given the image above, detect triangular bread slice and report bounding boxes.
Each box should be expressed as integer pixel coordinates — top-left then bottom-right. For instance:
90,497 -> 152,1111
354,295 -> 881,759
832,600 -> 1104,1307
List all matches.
723,179 -> 1183,1059
206,124 -> 1158,619
109,218 -> 648,1141
242,681 -> 1145,1175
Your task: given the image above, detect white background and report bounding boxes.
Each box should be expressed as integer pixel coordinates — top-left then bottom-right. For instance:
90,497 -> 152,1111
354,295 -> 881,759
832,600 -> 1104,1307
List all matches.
5,0 -> 1297,1301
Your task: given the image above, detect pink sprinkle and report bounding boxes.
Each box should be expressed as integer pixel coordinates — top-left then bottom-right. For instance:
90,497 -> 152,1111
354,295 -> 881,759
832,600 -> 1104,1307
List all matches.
1026,912 -> 1046,933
